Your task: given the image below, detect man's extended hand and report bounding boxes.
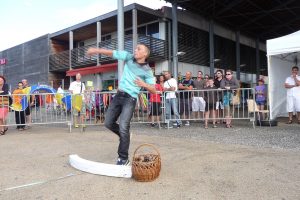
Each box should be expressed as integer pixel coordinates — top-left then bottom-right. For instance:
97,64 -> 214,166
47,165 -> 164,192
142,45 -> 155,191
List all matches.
86,47 -> 99,56
134,78 -> 146,87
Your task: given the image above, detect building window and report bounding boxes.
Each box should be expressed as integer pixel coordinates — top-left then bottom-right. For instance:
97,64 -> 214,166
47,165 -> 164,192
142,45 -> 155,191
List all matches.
101,35 -> 111,41
147,23 -> 159,39
177,23 -> 209,65
138,26 -> 146,35
78,41 -> 85,58
125,29 -> 133,35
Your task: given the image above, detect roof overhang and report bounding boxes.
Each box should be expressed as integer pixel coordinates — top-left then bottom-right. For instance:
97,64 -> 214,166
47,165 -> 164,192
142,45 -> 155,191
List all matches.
166,0 -> 300,41
50,3 -> 164,42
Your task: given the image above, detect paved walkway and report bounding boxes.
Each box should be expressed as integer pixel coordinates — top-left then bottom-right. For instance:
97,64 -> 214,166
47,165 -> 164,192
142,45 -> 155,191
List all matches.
0,121 -> 299,200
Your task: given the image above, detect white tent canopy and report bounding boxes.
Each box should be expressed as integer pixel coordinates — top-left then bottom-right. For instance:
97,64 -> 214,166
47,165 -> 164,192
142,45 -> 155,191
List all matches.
267,30 -> 300,120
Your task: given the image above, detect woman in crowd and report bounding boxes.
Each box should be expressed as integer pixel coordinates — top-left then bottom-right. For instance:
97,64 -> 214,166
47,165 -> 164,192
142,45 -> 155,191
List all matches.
0,76 -> 10,135
204,74 -> 210,87
220,69 -> 240,128
159,74 -> 165,89
149,76 -> 164,128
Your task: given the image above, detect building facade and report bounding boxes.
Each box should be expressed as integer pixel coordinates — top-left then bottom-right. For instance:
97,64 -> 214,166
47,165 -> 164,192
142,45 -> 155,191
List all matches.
0,3 -> 267,90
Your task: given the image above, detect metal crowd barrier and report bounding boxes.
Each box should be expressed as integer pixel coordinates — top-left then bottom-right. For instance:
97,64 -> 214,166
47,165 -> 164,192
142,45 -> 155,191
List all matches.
76,90 -> 164,130
0,93 -> 72,132
74,88 -> 259,131
0,88 -> 266,133
163,88 -> 257,128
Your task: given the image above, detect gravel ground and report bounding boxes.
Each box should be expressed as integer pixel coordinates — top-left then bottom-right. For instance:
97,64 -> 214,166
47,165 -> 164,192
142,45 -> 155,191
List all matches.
0,118 -> 299,200
125,119 -> 300,151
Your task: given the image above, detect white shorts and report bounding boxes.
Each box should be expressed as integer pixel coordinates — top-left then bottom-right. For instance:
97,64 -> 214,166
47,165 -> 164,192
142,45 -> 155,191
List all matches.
287,95 -> 300,112
216,101 -> 224,110
192,97 -> 205,112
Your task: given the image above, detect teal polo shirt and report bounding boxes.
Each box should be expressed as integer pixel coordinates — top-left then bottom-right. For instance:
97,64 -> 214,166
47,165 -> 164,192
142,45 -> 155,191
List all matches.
113,50 -> 155,98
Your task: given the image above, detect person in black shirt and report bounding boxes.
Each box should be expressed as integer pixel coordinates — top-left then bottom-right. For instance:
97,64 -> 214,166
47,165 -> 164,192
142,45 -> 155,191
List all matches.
214,69 -> 224,123
178,71 -> 194,126
220,69 -> 240,128
204,77 -> 218,129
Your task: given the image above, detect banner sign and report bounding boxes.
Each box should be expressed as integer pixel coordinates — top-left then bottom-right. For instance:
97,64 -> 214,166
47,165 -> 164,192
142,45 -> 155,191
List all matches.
0,58 -> 7,65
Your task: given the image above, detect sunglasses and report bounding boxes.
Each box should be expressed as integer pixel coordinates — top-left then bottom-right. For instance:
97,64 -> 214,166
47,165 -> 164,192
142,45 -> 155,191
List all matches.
226,73 -> 232,75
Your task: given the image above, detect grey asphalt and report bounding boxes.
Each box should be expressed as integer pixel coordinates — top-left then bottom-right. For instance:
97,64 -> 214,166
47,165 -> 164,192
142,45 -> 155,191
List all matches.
0,120 -> 299,200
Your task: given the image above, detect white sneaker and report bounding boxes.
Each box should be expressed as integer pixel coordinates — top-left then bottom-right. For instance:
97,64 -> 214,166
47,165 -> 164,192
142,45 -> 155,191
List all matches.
185,121 -> 190,126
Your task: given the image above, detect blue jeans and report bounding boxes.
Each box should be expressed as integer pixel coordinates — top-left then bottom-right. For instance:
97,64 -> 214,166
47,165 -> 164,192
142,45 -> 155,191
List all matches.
104,91 -> 137,160
165,98 -> 182,125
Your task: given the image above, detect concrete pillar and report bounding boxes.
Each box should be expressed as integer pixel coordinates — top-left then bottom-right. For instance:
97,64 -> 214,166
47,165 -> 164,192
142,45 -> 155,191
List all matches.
256,38 -> 260,82
96,74 -> 102,90
69,31 -> 73,82
236,31 -> 241,80
168,20 -> 172,73
132,9 -> 138,53
117,0 -> 124,84
159,19 -> 166,40
96,21 -> 102,65
209,20 -> 214,77
172,1 -> 178,80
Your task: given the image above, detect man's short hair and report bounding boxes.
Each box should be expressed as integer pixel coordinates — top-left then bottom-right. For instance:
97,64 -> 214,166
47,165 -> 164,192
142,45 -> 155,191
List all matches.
225,69 -> 233,74
292,66 -> 299,71
139,43 -> 150,59
208,77 -> 214,81
216,69 -> 223,74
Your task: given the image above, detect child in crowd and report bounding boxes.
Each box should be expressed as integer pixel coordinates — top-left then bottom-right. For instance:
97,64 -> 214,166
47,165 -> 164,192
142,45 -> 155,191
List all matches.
203,77 -> 218,129
255,79 -> 267,119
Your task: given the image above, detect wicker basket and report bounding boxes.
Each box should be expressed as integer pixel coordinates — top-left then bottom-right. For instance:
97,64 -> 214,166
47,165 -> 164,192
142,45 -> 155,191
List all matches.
132,143 -> 161,182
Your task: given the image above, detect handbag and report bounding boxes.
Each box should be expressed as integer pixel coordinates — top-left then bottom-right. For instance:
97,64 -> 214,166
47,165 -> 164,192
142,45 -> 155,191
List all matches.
72,83 -> 83,112
231,94 -> 240,106
0,96 -> 12,106
72,95 -> 83,111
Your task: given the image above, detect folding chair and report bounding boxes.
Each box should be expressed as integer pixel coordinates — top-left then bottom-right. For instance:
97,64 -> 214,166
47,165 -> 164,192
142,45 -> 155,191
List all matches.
247,99 -> 269,125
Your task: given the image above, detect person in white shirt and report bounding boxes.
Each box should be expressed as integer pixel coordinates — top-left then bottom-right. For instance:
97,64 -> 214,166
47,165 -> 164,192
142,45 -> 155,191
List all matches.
57,85 -> 64,94
69,73 -> 86,127
163,71 -> 182,128
284,66 -> 300,124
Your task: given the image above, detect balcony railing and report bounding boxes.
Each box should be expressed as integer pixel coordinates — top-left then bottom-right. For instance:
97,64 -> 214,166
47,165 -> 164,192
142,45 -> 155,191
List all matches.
49,35 -> 168,72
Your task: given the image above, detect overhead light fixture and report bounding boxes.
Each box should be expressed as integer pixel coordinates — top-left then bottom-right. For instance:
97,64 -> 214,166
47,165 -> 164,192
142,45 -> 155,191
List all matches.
176,51 -> 186,56
240,64 -> 246,67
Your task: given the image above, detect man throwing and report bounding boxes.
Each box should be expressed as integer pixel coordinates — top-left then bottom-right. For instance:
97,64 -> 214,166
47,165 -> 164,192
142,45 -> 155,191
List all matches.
87,44 -> 156,165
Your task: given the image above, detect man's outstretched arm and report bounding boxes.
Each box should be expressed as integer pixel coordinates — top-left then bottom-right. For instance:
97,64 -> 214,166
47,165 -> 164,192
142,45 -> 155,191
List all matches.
87,48 -> 113,57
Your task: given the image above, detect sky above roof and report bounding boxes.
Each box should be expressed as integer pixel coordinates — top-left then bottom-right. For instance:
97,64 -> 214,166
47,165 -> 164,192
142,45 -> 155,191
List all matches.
0,0 -> 170,51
